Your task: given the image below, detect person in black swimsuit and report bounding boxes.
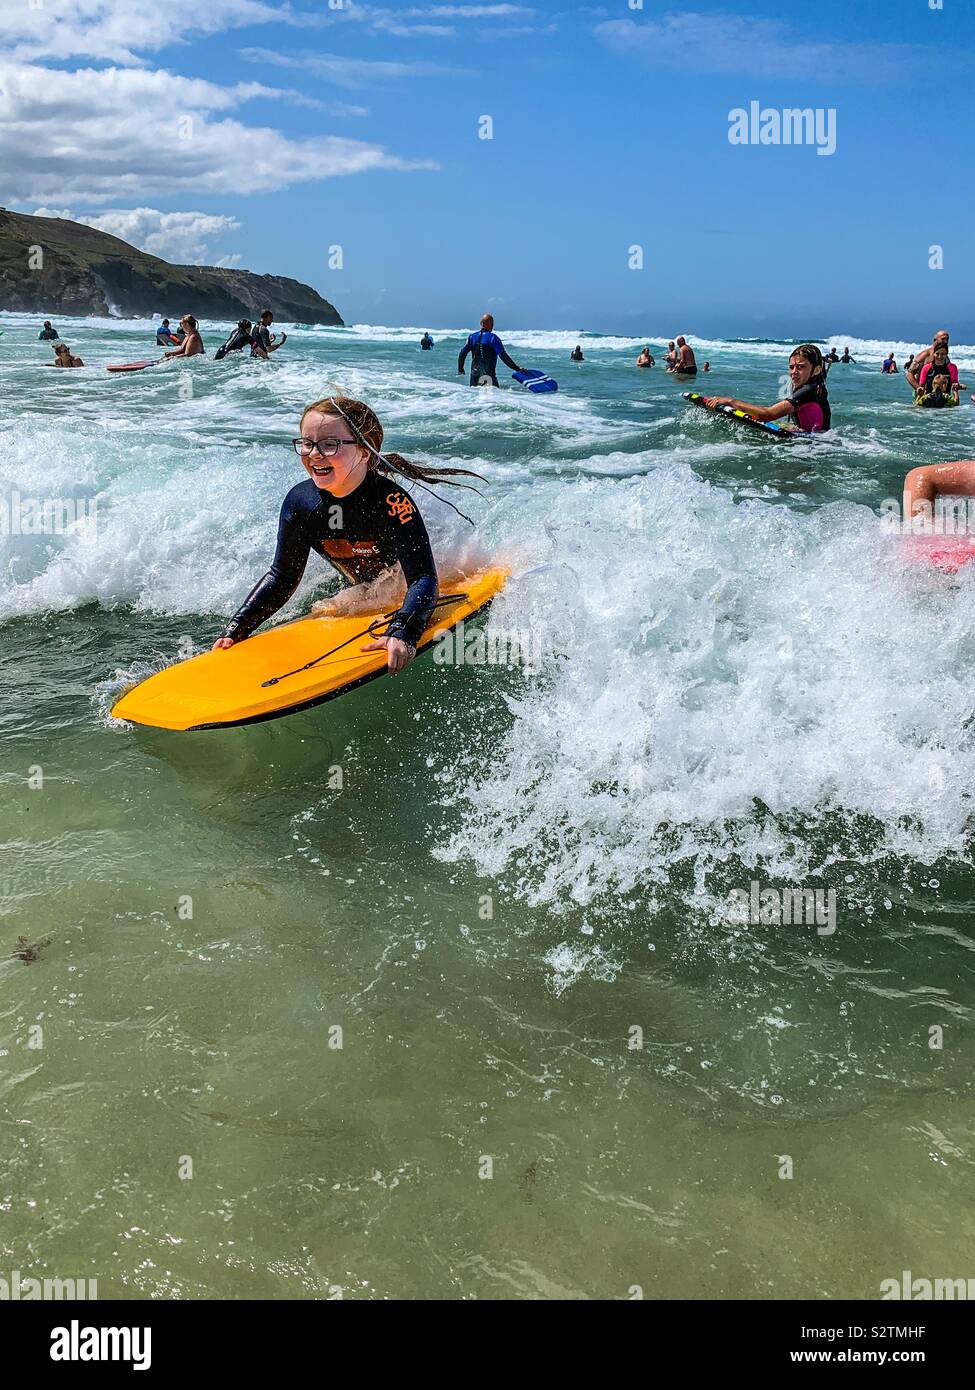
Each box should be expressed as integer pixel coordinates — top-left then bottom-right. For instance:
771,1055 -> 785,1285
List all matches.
214,395 -> 484,673
214,319 -> 253,360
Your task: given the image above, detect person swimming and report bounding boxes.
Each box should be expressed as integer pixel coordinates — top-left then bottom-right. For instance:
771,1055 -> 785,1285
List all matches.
164,315 -> 205,358
458,313 -> 525,386
702,361 -> 711,373
214,319 -> 253,360
212,394 -> 485,673
48,342 -> 84,368
570,345 -> 584,362
705,343 -> 831,433
420,332 -> 434,350
636,346 -> 655,368
38,320 -> 59,341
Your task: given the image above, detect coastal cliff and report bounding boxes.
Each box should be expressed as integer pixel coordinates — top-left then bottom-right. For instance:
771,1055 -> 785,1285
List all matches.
0,210 -> 343,324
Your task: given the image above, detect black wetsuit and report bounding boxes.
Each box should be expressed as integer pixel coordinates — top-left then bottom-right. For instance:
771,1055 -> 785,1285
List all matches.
38,328 -> 59,340
220,470 -> 439,645
215,326 -> 253,360
421,336 -> 434,350
251,323 -> 274,358
458,330 -> 520,386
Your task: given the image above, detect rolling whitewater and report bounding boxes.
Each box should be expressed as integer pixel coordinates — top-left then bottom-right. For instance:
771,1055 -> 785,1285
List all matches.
2,314 -> 975,1299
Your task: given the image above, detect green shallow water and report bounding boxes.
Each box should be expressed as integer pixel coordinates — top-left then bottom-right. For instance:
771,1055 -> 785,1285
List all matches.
1,317 -> 974,1298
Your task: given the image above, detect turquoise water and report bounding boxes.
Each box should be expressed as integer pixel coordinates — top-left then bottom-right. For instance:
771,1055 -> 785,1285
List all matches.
1,315 -> 974,1299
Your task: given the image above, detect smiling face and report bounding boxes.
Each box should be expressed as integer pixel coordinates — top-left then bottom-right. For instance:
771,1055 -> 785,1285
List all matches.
297,409 -> 369,495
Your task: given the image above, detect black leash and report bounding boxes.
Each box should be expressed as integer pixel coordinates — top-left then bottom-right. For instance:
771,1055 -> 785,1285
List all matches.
261,592 -> 469,687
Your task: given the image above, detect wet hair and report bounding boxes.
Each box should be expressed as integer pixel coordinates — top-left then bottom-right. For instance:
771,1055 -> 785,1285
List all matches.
43,320 -> 52,328
238,319 -> 252,332
790,343 -> 827,380
182,315 -> 198,330
930,373 -> 950,391
299,395 -> 486,523
53,342 -> 68,353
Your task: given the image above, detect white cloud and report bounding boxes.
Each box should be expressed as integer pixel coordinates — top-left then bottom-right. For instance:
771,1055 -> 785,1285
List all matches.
0,0 -> 285,66
241,46 -> 465,87
33,207 -> 241,264
0,62 -> 436,204
303,3 -> 534,39
595,13 -> 928,83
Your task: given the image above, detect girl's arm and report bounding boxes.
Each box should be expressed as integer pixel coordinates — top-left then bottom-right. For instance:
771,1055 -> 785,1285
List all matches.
704,396 -> 795,421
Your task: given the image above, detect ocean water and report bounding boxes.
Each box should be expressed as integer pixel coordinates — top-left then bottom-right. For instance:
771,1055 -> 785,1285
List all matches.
1,315 -> 974,1300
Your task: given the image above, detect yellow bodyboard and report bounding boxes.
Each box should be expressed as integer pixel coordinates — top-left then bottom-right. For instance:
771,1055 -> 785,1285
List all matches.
112,567 -> 509,731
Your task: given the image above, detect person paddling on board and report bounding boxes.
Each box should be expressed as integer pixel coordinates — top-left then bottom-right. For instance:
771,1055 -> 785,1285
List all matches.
214,319 -> 253,360
420,332 -> 434,350
164,314 -> 205,358
251,309 -> 287,360
636,346 -> 655,368
458,314 -> 525,387
705,343 -> 831,433
212,395 -> 485,674
38,320 -> 59,341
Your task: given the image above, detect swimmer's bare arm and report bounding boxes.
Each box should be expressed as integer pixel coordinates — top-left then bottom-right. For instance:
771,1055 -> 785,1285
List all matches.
903,460 -> 975,526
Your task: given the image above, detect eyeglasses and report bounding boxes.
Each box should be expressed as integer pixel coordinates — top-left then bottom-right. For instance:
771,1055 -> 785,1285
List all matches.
292,437 -> 358,459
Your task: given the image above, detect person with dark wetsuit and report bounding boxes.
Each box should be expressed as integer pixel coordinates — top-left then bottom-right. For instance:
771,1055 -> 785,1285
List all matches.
214,395 -> 484,673
38,321 -> 59,340
570,345 -> 584,362
214,319 -> 253,360
706,343 -> 831,433
251,309 -> 287,360
421,333 -> 434,350
457,313 -> 525,387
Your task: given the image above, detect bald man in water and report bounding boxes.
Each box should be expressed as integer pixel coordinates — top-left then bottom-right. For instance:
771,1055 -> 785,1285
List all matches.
458,313 -> 525,387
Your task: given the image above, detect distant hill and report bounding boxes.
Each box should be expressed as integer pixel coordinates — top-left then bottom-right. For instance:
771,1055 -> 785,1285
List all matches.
0,209 -> 343,325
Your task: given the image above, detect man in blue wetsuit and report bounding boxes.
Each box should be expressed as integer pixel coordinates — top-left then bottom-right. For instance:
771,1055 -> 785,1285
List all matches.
458,313 -> 525,387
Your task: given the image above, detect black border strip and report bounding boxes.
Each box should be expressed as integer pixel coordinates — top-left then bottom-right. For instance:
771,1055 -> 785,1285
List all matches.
186,591 -> 500,731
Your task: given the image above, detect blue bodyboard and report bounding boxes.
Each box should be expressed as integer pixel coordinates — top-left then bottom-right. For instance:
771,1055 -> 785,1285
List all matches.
512,369 -> 558,394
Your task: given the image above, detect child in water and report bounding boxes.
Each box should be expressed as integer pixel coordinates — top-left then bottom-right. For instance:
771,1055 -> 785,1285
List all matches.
915,372 -> 959,408
705,343 -> 831,432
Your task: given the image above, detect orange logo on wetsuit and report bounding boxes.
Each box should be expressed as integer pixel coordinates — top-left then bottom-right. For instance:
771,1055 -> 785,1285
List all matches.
386,492 -> 416,525
324,540 -> 379,558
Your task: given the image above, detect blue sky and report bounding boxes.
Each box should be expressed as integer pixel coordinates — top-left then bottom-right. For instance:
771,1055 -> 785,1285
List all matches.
3,0 -> 973,337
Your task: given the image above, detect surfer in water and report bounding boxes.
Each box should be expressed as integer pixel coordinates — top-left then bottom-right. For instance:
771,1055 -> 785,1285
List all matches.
458,314 -> 525,387
213,395 -> 484,674
164,315 -> 204,358
214,319 -> 253,360
251,309 -> 287,360
705,343 -> 831,432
